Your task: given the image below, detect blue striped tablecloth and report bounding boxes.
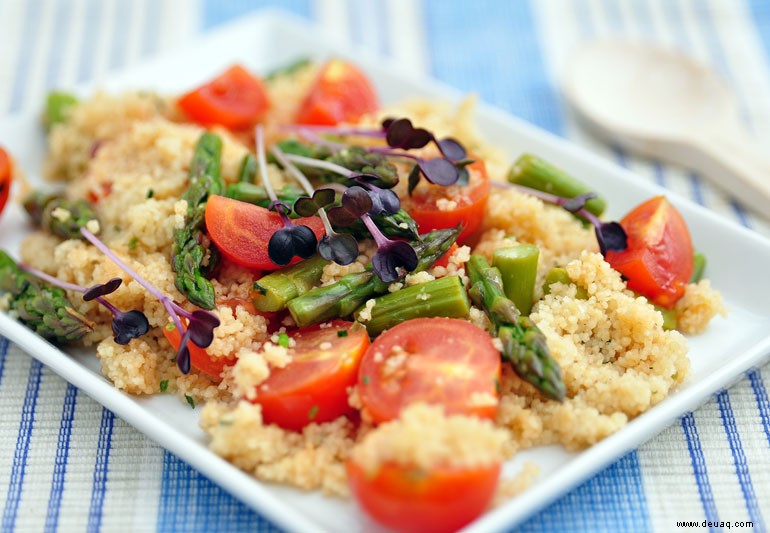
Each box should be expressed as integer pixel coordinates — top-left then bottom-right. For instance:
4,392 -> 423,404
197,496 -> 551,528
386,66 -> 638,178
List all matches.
1,1 -> 769,531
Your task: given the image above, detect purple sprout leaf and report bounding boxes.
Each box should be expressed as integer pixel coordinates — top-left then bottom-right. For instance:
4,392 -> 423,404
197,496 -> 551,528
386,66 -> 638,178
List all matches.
293,188 -> 336,217
407,164 -> 422,196
436,138 -> 467,161
367,187 -> 401,216
83,277 -> 123,301
111,309 -> 150,345
562,193 -> 598,214
187,309 -> 220,348
176,328 -> 192,375
385,118 -> 432,150
318,233 -> 360,265
327,186 -> 373,227
268,224 -> 319,266
381,117 -> 395,130
596,222 -> 628,255
419,157 -> 460,186
371,240 -> 419,283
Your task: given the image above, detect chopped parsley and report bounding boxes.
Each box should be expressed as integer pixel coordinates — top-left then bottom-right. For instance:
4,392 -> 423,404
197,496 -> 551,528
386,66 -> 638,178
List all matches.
146,189 -> 154,198
128,236 -> 138,250
277,332 -> 290,348
159,380 -> 169,393
337,329 -> 348,338
185,394 -> 195,409
361,375 -> 370,385
308,405 -> 318,420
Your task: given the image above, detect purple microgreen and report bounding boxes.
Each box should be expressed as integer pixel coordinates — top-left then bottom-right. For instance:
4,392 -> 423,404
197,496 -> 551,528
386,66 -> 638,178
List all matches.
17,263 -> 151,347
293,188 -> 336,217
418,157 -> 460,186
384,118 -> 433,150
352,177 -> 401,215
436,138 -> 467,160
268,224 -> 318,266
318,233 -> 359,265
362,215 -> 418,283
186,309 -> 220,348
490,182 -> 628,256
326,186 -> 373,227
79,227 -> 220,374
82,277 -> 122,301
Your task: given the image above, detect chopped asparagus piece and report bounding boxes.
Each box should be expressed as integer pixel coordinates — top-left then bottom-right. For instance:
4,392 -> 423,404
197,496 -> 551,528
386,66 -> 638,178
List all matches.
23,191 -> 100,240
468,255 -> 565,401
543,268 -> 588,299
356,275 -> 470,336
265,57 -> 312,81
691,251 -> 706,283
493,244 -> 539,315
508,153 -> 606,217
44,91 -> 78,128
252,255 -> 330,312
225,182 -> 303,208
656,305 -> 678,331
237,153 -> 258,183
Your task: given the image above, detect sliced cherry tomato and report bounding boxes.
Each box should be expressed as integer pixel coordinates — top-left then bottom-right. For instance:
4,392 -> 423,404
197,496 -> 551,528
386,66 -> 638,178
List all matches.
178,65 -> 270,130
162,323 -> 232,379
0,147 -> 13,218
347,459 -> 500,533
402,159 -> 490,244
358,317 -> 500,424
606,196 -> 694,308
432,243 -> 459,269
295,59 -> 378,125
252,320 -> 370,431
205,195 -> 325,271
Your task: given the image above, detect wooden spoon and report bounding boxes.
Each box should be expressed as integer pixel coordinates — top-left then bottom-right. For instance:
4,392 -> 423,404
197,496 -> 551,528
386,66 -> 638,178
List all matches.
564,40 -> 770,216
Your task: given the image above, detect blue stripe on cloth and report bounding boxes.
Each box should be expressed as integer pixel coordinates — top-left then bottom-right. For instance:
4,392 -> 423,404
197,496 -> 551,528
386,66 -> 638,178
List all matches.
747,371 -> 770,448
9,0 -> 41,112
0,337 -> 8,386
141,0 -> 159,59
1,359 -> 44,531
109,0 -> 130,69
716,391 -> 766,530
517,452 -> 650,533
77,0 -> 102,83
681,412 -> 720,528
156,452 -> 279,533
44,383 -> 78,533
423,0 -> 563,133
44,0 -> 72,88
87,408 -> 115,533
201,0 -> 311,29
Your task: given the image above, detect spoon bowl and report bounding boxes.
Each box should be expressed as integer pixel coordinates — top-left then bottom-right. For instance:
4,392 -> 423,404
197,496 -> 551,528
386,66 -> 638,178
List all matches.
564,40 -> 770,217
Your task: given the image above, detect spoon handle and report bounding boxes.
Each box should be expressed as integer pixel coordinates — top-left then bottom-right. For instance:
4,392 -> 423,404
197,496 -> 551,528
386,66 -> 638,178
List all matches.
692,132 -> 770,215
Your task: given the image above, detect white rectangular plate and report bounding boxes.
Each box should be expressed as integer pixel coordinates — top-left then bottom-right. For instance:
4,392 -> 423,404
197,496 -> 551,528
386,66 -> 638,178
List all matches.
1,10 -> 770,533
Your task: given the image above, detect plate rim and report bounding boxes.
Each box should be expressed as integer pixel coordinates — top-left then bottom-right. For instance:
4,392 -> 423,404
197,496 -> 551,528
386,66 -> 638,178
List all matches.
1,8 -> 769,533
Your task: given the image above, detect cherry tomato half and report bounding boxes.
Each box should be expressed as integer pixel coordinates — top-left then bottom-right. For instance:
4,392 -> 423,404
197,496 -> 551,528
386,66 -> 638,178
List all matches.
402,159 -> 490,244
253,320 -> 370,431
162,323 -> 232,379
204,195 -> 325,271
0,147 -> 13,219
295,59 -> 378,126
347,459 -> 500,533
606,196 -> 694,308
178,65 -> 270,130
358,317 -> 500,424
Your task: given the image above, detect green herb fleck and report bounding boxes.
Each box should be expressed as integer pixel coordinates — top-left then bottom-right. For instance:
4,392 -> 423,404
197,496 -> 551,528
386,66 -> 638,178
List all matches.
185,394 -> 195,409
278,332 -> 290,348
160,380 -> 169,393
308,405 -> 318,420
165,323 -> 176,331
219,419 -> 233,427
362,375 -> 370,385
113,225 -> 121,232
146,189 -> 154,199
128,236 -> 138,250
337,329 -> 348,338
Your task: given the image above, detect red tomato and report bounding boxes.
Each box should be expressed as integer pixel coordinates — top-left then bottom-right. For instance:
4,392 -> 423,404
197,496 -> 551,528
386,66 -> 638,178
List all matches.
204,195 -> 325,271
0,147 -> 12,218
432,243 -> 459,269
162,323 -> 232,379
253,320 -> 370,431
178,65 -> 270,130
402,159 -> 490,244
606,196 -> 694,308
347,459 -> 500,533
295,59 -> 378,125
358,318 -> 500,424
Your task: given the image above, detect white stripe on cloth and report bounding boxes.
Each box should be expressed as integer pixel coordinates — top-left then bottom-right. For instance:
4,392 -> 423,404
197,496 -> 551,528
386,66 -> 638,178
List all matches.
385,0 -> 430,74
313,0 -> 354,47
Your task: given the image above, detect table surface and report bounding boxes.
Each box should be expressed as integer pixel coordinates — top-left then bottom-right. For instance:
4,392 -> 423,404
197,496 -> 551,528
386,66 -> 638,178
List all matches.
1,1 -> 769,532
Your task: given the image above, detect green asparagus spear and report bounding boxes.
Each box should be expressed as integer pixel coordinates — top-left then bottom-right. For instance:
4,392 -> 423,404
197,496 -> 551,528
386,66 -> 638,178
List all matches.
493,244 -> 539,315
0,250 -> 93,342
172,132 -> 223,309
467,254 -> 565,401
339,209 -> 421,241
356,276 -> 470,336
542,267 -> 588,299
44,91 -> 78,129
237,153 -> 258,183
508,153 -> 606,217
252,255 -> 330,312
326,146 -> 399,189
287,227 -> 461,327
23,191 -> 100,240
691,251 -> 706,283
225,182 -> 303,208
655,305 -> 678,331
